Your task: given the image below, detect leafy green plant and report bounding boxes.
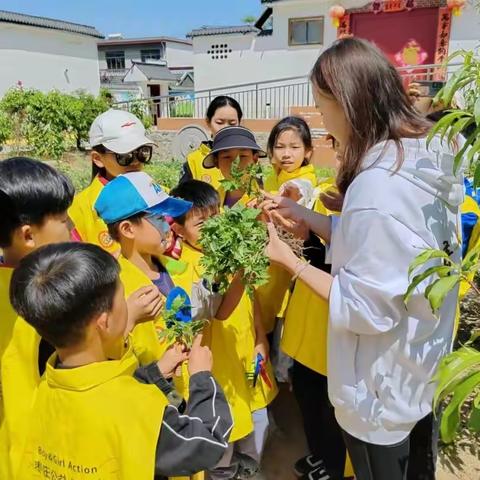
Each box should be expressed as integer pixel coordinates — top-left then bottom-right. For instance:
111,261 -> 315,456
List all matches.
199,204 -> 270,296
405,244 -> 480,441
220,157 -> 264,199
157,287 -> 206,348
127,100 -> 153,129
427,49 -> 480,183
145,159 -> 183,190
0,110 -> 12,148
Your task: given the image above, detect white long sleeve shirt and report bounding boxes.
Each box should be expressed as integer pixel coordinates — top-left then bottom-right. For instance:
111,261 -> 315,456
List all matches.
327,137 -> 463,445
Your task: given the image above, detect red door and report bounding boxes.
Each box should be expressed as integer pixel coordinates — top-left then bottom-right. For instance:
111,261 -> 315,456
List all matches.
350,8 -> 440,68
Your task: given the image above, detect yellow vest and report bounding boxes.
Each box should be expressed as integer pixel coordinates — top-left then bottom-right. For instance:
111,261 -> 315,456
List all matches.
257,164 -> 318,332
180,243 -> 255,442
263,164 -> 317,193
16,347 -> 168,480
187,143 -> 223,190
68,176 -> 121,255
0,265 -> 15,479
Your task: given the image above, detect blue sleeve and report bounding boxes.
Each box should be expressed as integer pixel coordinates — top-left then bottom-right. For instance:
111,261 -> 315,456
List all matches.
461,212 -> 478,258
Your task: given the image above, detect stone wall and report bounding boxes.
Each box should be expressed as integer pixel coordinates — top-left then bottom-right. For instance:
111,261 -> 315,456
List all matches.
150,130 -> 270,162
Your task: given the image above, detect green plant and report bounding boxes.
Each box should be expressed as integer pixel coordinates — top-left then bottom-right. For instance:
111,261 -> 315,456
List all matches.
428,49 -> 480,184
220,157 -> 264,199
157,287 -> 206,348
199,204 -> 270,296
127,100 -> 153,129
145,159 -> 183,190
0,110 -> 12,148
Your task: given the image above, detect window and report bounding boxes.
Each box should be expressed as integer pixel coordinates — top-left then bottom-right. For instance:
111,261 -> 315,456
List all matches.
105,51 -> 125,70
140,47 -> 164,63
288,17 -> 324,46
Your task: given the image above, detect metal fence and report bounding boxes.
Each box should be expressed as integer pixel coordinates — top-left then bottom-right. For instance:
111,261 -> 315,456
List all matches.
113,63 -> 462,122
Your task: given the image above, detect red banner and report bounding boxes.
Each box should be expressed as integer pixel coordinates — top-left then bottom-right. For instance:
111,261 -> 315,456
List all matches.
434,7 -> 452,79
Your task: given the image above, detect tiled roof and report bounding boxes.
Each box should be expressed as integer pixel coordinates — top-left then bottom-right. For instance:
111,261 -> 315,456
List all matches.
98,36 -> 192,47
187,25 -> 258,38
131,62 -> 177,82
0,10 -> 103,38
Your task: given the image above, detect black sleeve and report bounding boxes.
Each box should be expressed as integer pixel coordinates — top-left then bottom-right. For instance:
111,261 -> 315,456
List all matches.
153,371 -> 233,477
303,230 -> 330,273
178,161 -> 193,185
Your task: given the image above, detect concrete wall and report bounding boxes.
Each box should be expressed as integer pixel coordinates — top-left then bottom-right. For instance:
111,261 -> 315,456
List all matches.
165,42 -> 194,70
0,23 -> 100,96
191,0 -> 479,93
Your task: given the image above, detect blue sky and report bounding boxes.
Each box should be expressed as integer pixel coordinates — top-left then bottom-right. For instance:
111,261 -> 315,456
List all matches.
1,0 -> 262,38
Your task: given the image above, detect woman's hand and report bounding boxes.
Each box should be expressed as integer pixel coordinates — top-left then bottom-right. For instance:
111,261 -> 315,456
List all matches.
260,192 -> 310,239
320,190 -> 344,212
265,222 -> 298,271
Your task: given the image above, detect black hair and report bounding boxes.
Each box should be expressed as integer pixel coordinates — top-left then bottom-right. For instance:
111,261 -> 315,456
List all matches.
267,116 -> 313,167
107,212 -> 145,242
91,145 -> 107,180
10,242 -> 120,349
0,157 -> 75,248
206,96 -> 243,123
170,180 -> 220,225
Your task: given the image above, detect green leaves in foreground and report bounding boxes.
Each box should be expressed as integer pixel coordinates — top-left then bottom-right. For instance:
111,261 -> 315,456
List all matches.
404,243 -> 480,314
433,338 -> 480,443
199,203 -> 270,296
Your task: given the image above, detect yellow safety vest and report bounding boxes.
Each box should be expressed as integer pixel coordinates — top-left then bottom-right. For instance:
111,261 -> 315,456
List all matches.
257,164 -> 319,333
0,265 -> 15,479
16,347 -> 168,480
68,176 -> 121,256
187,143 -> 224,190
181,243 -> 255,442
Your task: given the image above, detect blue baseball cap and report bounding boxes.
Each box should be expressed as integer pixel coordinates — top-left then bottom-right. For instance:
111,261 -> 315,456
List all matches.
95,172 -> 192,224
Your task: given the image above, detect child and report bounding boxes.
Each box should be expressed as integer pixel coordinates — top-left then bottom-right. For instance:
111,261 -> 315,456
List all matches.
264,116 -> 317,206
171,180 -> 278,479
94,172 -> 245,381
180,96 -> 243,188
69,108 -> 155,255
10,242 -> 233,479
258,117 -> 317,335
0,157 -> 74,478
202,125 -> 267,208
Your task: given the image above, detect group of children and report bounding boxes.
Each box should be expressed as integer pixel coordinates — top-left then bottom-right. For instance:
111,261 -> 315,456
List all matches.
0,95 -> 354,480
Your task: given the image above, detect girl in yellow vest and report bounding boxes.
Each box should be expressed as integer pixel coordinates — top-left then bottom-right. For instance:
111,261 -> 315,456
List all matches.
202,132 -> 279,477
10,242 -> 234,480
179,96 -> 243,189
258,116 -> 318,334
69,108 -> 156,256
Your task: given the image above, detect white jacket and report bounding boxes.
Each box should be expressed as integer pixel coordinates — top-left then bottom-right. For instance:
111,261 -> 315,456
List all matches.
327,137 -> 463,445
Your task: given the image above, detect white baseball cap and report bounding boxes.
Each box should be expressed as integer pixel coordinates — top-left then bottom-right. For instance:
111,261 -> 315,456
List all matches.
88,109 -> 154,154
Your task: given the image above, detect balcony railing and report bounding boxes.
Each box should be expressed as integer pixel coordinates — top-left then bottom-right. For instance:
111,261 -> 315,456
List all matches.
100,68 -> 129,84
112,63 -> 464,121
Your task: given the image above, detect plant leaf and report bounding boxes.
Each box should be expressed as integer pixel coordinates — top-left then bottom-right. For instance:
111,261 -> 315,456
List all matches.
426,274 -> 460,313
408,249 -> 450,278
404,266 -> 453,306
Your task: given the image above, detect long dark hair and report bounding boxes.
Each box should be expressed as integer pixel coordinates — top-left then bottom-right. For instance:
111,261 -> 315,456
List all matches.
206,96 -> 243,123
267,116 -> 313,167
310,38 -> 431,195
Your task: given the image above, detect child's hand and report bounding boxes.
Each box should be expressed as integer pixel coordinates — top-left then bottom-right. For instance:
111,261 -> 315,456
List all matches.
254,331 -> 270,362
157,343 -> 189,379
188,334 -> 213,375
127,286 -> 164,327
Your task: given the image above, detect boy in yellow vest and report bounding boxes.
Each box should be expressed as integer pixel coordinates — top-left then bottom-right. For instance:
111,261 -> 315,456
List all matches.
0,157 -> 75,479
10,242 -> 233,480
170,180 -> 277,479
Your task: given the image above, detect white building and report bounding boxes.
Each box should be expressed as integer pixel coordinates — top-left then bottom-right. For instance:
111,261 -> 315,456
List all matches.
0,10 -> 102,97
98,36 -> 193,101
188,0 -> 479,93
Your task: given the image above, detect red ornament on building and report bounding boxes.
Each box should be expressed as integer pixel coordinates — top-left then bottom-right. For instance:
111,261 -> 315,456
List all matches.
329,5 -> 346,28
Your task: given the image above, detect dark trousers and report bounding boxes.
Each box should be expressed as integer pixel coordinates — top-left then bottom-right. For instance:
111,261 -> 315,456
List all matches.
291,361 -> 347,477
341,413 -> 438,480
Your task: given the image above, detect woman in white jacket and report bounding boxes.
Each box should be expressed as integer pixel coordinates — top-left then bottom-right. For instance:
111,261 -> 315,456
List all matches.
264,38 -> 462,479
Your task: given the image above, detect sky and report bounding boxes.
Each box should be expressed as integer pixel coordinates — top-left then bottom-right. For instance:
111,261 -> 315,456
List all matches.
0,0 -> 262,38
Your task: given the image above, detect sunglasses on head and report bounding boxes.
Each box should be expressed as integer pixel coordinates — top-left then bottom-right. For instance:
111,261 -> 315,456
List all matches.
101,145 -> 153,166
